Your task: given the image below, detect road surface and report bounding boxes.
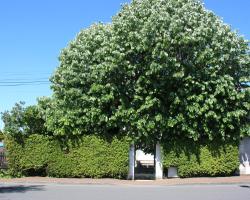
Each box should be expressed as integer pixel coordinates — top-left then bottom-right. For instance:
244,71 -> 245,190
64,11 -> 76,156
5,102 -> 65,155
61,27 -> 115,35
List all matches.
0,183 -> 250,200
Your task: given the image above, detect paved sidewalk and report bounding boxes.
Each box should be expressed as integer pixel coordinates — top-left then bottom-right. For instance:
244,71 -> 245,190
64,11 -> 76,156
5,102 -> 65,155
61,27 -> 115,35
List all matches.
1,176 -> 250,186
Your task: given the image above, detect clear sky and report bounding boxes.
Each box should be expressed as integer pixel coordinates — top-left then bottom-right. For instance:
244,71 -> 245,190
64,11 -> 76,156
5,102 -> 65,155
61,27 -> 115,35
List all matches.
0,0 -> 249,129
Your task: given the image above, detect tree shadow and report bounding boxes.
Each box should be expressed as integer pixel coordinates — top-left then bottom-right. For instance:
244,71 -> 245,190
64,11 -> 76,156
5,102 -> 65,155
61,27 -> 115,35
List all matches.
0,185 -> 45,194
239,185 -> 250,189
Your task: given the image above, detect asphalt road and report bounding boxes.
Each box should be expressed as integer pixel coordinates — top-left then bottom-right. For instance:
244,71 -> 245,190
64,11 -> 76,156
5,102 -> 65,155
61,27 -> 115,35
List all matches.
0,183 -> 250,200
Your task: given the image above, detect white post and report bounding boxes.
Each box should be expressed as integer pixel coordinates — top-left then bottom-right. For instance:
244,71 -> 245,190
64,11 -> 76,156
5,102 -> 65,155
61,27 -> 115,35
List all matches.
128,143 -> 135,180
155,142 -> 163,180
239,137 -> 250,175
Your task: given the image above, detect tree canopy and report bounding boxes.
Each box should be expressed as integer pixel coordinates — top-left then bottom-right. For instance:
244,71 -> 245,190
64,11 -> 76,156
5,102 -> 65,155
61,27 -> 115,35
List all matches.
1,102 -> 48,137
34,0 -> 250,145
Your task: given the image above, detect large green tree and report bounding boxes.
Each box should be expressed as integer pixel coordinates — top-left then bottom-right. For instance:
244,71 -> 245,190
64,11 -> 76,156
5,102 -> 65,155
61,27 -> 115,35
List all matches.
47,0 -> 250,145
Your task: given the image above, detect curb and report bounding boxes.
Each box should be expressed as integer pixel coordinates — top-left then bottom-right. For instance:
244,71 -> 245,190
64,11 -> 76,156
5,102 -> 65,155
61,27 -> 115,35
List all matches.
1,177 -> 250,186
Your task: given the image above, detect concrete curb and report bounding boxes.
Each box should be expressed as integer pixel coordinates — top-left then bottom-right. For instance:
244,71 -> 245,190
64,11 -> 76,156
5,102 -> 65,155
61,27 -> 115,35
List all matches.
1,176 -> 250,186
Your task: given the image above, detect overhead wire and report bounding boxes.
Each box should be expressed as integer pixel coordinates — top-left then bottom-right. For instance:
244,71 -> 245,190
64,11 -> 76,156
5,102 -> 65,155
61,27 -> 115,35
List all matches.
0,77 -> 49,81
0,83 -> 50,87
0,80 -> 49,83
0,76 -> 51,87
0,70 -> 56,87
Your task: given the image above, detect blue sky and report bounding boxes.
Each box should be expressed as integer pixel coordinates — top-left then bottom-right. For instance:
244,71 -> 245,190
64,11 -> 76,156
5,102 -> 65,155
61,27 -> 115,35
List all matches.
0,0 -> 249,129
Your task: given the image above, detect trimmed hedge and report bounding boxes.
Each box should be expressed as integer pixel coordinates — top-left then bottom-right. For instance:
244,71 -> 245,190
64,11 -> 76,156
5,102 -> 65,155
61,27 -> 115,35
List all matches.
5,134 -> 130,178
5,135 -> 66,177
163,140 -> 239,178
6,134 -> 240,178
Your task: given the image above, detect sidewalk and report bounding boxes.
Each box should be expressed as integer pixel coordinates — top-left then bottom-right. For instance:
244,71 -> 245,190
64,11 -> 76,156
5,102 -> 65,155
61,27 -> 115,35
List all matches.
1,176 -> 250,186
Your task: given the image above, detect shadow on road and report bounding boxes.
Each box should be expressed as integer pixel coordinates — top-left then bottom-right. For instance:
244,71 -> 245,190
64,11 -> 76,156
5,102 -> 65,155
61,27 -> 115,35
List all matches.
239,185 -> 250,189
0,185 -> 45,193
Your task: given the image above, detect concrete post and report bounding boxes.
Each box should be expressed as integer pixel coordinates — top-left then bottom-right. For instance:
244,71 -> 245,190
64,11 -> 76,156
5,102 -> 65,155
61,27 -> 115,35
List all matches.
155,142 -> 163,180
239,137 -> 250,175
128,143 -> 135,180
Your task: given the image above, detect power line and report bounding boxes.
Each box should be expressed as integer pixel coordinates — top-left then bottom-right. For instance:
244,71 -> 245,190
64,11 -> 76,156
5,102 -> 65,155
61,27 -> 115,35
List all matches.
0,80 -> 49,84
0,74 -> 52,79
0,82 -> 50,87
0,78 -> 49,81
0,71 -> 54,87
0,71 -> 53,75
0,72 -> 53,81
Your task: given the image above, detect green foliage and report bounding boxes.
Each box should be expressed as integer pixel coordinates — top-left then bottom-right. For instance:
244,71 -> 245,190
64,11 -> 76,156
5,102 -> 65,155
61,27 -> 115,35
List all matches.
4,136 -> 24,177
163,140 -> 239,177
1,102 -> 26,137
5,135 -> 50,176
48,136 -> 130,178
1,102 -> 49,137
0,131 -> 4,140
5,134 -> 130,178
46,0 -> 249,144
46,146 -> 75,178
0,169 -> 12,179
